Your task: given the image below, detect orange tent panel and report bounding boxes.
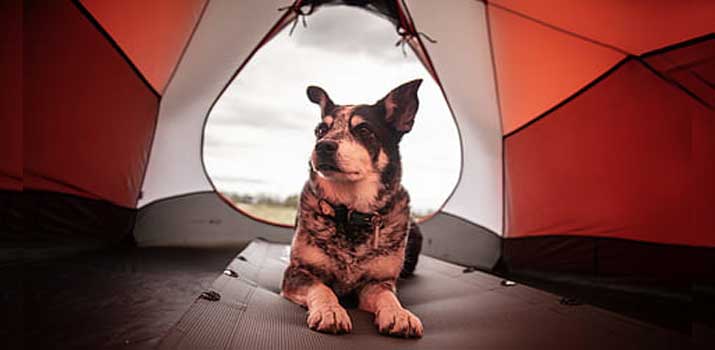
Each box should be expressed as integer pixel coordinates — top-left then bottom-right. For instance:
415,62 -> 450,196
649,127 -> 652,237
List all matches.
488,4 -> 624,134
492,0 -> 715,55
80,0 -> 207,94
24,0 -> 159,207
506,59 -> 715,247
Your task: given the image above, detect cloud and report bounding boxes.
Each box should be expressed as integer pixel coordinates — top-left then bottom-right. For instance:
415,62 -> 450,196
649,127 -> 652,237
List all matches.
209,100 -> 308,130
210,175 -> 267,185
291,6 -> 411,64
203,136 -> 257,149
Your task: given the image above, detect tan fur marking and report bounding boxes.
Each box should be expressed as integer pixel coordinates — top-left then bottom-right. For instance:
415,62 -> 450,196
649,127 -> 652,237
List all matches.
293,237 -> 332,268
314,171 -> 383,213
350,115 -> 365,127
376,149 -> 388,171
362,253 -> 404,281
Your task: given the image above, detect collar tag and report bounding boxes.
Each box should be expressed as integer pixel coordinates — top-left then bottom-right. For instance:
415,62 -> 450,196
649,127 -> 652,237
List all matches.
372,215 -> 383,249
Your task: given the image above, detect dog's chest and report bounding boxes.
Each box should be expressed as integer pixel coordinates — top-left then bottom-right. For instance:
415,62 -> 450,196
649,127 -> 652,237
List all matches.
299,208 -> 410,293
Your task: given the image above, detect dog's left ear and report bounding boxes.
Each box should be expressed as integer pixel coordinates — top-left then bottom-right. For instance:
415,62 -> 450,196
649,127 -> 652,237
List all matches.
307,85 -> 334,116
378,79 -> 422,133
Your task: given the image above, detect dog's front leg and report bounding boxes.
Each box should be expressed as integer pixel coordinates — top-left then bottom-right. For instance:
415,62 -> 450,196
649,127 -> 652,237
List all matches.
359,281 -> 423,338
281,265 -> 352,334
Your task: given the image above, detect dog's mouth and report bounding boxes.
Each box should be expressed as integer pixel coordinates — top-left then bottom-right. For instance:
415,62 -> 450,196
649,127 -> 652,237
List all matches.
315,163 -> 342,173
314,162 -> 361,177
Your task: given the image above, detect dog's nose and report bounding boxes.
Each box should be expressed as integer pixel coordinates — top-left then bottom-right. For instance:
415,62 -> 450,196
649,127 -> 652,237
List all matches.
315,141 -> 338,155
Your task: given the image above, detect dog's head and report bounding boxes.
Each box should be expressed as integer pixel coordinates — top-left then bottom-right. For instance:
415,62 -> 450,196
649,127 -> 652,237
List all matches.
307,79 -> 422,185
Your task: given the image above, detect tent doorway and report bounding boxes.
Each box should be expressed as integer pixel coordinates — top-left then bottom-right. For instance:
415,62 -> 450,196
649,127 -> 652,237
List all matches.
203,5 -> 460,226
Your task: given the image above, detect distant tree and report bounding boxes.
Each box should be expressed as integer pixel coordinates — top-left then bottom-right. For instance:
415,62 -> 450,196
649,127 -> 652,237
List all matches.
227,193 -> 254,204
283,194 -> 299,207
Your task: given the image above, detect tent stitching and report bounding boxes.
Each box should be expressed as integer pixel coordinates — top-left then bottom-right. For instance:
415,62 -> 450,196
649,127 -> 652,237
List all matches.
158,0 -> 213,96
397,0 -> 472,230
503,57 -> 631,139
485,1 -> 631,56
136,0 -> 213,205
484,1 -> 508,237
637,58 -> 714,110
195,8 -> 297,228
71,0 -> 161,98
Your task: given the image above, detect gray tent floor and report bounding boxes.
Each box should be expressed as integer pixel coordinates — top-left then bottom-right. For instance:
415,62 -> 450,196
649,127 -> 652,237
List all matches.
159,240 -> 695,350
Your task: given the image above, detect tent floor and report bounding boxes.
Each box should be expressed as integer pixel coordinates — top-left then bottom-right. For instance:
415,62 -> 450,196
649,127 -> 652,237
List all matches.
8,240 -> 711,349
9,246 -> 239,350
158,240 -> 696,349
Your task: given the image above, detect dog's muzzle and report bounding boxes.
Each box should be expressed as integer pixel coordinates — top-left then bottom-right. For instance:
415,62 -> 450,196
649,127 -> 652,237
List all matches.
314,141 -> 340,172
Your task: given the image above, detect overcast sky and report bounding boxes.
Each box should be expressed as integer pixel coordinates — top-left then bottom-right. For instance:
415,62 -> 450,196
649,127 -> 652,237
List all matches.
204,6 -> 460,213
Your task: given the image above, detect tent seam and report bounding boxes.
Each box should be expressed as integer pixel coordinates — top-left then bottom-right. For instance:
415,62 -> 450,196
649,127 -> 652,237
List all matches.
196,6 -> 296,228
397,0 -> 469,227
71,0 -> 161,98
136,0 -> 213,209
484,2 -> 507,238
482,0 -> 631,56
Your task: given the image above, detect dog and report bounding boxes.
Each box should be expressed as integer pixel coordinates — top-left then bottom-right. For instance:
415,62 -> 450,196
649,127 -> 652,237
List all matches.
281,79 -> 424,338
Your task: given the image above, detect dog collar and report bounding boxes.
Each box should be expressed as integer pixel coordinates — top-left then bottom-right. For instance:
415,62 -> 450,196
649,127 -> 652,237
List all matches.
317,198 -> 386,248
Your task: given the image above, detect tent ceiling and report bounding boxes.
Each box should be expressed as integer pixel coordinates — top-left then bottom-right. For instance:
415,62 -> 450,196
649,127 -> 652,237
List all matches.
491,0 -> 715,55
79,0 -> 208,94
488,4 -> 625,134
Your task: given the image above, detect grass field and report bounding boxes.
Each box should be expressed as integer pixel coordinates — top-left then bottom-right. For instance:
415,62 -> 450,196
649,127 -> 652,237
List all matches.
238,203 -> 297,225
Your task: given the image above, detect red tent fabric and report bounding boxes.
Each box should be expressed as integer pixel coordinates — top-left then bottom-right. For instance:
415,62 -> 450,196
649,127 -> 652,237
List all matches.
12,0 -> 715,283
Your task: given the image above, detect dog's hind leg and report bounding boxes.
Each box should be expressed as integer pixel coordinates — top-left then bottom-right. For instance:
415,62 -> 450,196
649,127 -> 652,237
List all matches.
400,221 -> 423,278
281,265 -> 352,334
359,280 -> 423,338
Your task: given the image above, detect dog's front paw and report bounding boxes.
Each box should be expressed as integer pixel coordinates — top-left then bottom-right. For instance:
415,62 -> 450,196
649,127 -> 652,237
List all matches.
374,307 -> 423,338
307,304 -> 352,334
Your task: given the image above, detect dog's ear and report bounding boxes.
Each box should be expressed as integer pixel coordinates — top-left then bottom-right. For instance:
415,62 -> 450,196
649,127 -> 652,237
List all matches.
307,85 -> 334,116
378,79 -> 422,133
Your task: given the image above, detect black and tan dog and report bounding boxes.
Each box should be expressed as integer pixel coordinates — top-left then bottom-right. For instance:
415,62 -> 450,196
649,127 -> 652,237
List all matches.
281,80 -> 424,338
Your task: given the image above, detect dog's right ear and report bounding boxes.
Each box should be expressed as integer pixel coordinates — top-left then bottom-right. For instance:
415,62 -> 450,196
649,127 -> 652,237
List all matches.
307,86 -> 334,116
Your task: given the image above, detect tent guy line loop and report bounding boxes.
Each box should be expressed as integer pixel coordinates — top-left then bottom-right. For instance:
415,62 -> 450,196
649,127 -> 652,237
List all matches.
278,1 -> 316,35
395,25 -> 437,57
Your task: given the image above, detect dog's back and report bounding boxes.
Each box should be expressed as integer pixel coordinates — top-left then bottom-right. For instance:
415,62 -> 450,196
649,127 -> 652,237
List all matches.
401,221 -> 422,277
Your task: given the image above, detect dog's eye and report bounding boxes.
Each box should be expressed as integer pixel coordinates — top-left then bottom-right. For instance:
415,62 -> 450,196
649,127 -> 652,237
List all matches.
315,123 -> 329,138
354,124 -> 372,137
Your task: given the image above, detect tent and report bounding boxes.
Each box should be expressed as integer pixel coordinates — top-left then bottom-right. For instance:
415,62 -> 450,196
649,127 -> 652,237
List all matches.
10,0 -> 715,348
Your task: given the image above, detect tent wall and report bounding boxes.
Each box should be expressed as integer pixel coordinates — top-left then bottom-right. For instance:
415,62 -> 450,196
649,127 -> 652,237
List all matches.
134,192 -> 293,247
138,0 -> 292,207
8,190 -> 137,263
79,0 -> 207,94
505,58 -> 715,247
134,192 -> 500,269
0,0 -> 22,192
487,4 -> 625,134
24,0 -> 159,208
405,0 -> 503,236
503,31 -> 715,280
502,235 -> 715,283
